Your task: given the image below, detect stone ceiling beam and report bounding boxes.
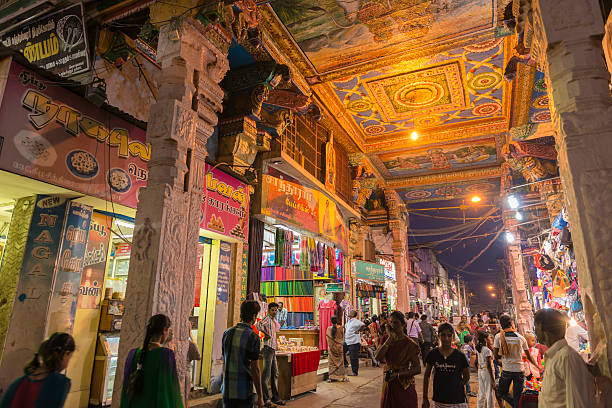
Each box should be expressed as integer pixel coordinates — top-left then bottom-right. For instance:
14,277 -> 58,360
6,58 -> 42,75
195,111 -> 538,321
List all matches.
386,166 -> 503,190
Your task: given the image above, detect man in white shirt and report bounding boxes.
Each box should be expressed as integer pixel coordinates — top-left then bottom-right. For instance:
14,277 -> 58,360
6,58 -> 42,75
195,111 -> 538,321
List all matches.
565,320 -> 589,352
343,311 -> 365,376
405,312 -> 423,343
494,315 -> 538,408
535,308 -> 596,408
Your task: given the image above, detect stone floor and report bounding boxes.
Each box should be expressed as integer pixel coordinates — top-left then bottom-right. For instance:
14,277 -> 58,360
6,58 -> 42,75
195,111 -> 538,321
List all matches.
285,366 -> 480,408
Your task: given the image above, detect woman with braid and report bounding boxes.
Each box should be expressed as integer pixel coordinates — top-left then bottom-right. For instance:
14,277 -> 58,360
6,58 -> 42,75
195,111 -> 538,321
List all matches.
120,314 -> 183,407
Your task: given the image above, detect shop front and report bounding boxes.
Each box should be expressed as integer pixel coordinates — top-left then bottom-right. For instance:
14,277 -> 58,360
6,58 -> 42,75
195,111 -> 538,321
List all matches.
0,59 -> 249,405
352,260 -> 386,318
379,258 -> 397,312
252,165 -> 351,397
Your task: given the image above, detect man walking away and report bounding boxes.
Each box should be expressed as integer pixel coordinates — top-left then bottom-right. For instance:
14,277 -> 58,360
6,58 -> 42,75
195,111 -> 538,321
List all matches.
493,315 -> 538,408
222,300 -> 265,408
406,312 -> 423,344
419,314 -> 436,362
535,308 -> 596,408
257,302 -> 286,407
343,310 -> 365,376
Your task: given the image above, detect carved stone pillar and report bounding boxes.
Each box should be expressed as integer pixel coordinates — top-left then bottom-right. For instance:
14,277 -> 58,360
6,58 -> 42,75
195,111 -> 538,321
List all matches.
507,242 -> 533,334
112,18 -> 230,406
533,0 -> 612,376
390,222 -> 410,312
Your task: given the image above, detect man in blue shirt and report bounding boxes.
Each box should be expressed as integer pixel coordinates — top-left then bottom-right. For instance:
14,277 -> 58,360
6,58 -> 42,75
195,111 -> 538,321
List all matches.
277,301 -> 288,327
222,300 -> 265,408
343,311 -> 365,376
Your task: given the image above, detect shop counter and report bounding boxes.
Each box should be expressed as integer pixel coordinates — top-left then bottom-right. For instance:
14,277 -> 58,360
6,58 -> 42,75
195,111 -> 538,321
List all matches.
276,350 -> 321,400
279,329 -> 319,347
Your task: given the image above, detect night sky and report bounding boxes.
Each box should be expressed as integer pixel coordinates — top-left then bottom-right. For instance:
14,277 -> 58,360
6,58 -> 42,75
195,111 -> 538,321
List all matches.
406,196 -> 505,312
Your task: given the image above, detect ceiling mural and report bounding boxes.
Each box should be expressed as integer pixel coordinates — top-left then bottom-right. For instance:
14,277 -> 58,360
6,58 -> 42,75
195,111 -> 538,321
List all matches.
269,0 -> 499,75
399,178 -> 500,203
529,70 -> 551,124
372,136 -> 500,178
330,37 -> 509,142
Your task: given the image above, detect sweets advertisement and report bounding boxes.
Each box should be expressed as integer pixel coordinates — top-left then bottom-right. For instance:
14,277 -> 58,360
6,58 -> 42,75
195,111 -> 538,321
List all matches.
0,62 -> 149,209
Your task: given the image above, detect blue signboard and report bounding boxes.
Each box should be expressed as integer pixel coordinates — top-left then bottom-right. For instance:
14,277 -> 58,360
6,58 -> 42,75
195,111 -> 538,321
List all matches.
47,201 -> 92,335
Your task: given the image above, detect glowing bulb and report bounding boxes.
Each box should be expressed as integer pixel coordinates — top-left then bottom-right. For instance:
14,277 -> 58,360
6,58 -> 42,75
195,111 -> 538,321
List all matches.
507,195 -> 519,209
491,293 -> 497,297
410,131 -> 419,141
471,196 -> 481,203
487,285 -> 494,290
505,231 -> 515,243
515,212 -> 523,220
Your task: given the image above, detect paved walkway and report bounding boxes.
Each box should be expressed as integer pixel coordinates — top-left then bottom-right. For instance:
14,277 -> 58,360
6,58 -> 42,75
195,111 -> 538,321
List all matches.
285,366 -> 480,408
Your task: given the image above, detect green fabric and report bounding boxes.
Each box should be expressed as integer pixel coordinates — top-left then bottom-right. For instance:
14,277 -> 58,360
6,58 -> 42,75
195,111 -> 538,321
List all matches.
119,347 -> 183,408
458,330 -> 470,345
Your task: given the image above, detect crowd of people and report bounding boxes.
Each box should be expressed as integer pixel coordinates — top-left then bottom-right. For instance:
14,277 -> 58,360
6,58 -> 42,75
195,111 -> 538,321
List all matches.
0,304 -> 602,408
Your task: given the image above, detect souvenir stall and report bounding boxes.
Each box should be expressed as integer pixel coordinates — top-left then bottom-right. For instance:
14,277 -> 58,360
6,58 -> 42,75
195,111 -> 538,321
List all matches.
254,166 -> 351,397
352,260 -> 386,318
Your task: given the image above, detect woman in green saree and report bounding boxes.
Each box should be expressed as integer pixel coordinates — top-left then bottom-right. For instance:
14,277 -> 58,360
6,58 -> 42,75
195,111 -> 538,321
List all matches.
120,314 -> 183,408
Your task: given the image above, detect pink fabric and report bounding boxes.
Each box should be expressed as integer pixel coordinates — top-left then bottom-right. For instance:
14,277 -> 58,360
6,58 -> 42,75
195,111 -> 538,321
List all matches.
318,300 -> 337,350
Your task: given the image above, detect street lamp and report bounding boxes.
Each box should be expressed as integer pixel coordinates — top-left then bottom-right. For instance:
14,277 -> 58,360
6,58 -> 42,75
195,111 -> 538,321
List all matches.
487,285 -> 494,290
491,293 -> 497,297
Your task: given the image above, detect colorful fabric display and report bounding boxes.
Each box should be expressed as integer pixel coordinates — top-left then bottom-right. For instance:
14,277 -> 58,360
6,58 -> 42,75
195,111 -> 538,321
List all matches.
286,312 -> 314,327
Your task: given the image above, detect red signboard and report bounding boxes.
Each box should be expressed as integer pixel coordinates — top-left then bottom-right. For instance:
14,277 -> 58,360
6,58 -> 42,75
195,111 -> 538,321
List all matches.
0,62 -> 149,208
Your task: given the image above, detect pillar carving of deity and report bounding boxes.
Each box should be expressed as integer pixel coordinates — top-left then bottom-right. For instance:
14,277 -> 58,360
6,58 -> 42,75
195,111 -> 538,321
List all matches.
111,18 -> 230,406
533,0 -> 612,377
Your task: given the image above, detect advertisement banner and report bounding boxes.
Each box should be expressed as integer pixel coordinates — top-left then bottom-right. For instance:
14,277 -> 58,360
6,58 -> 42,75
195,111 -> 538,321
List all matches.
209,241 -> 232,393
261,171 -> 348,251
47,201 -> 92,335
201,164 -> 249,242
77,212 -> 111,309
354,260 -> 385,282
0,3 -> 90,77
379,259 -> 396,281
0,62 -> 149,208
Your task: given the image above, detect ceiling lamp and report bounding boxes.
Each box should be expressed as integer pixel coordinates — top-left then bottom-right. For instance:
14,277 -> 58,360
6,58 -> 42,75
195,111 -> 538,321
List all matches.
515,212 -> 523,220
410,131 -> 419,141
507,194 -> 519,209
471,196 -> 481,203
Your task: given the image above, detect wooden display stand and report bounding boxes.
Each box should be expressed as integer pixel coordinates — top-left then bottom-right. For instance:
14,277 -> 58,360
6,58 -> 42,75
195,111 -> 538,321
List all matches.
276,353 -> 318,400
279,329 -> 319,347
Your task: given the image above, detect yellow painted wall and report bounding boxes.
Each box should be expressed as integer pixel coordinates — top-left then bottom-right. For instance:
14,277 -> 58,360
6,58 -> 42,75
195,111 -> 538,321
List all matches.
65,308 -> 100,407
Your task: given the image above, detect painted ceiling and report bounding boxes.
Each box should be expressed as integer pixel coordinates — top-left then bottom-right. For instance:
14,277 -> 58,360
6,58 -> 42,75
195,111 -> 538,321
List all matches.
260,0 -> 522,205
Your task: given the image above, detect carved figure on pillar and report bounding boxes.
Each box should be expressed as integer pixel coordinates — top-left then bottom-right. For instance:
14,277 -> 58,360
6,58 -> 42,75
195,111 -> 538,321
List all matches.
112,17 -> 230,406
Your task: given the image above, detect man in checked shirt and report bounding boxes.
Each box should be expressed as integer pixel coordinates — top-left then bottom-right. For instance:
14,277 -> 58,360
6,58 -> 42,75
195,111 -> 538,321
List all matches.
257,302 -> 286,407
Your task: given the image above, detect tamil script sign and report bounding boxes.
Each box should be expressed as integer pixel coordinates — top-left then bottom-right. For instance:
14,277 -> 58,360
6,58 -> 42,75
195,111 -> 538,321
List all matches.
325,283 -> 344,293
354,260 -> 385,282
0,62 -> 149,208
379,259 -> 396,281
0,3 -> 90,77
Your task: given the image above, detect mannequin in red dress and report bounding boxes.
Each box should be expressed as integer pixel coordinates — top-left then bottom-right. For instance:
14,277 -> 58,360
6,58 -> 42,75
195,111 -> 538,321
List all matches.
318,299 -> 337,350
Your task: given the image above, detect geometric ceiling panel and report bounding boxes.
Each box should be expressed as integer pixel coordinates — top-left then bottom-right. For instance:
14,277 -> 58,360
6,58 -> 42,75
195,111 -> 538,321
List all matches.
269,0 -> 499,75
398,177 -> 501,204
331,37 -> 508,140
372,136 -> 501,178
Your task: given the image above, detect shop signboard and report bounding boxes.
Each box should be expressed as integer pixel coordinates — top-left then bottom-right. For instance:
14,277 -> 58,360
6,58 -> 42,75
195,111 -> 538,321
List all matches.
0,62 -> 149,208
77,212 -> 112,309
354,260 -> 384,282
417,283 -> 428,301
201,164 -> 249,242
241,243 -> 248,302
47,201 -> 92,335
325,283 -> 344,293
443,290 -> 450,306
0,3 -> 90,77
379,258 -> 396,281
209,240 -> 232,393
194,244 -> 204,308
261,170 -> 348,251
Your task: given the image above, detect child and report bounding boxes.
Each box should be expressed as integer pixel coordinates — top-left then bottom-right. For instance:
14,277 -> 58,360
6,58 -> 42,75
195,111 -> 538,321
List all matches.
423,323 -> 470,408
460,334 -> 477,397
476,331 -> 495,408
0,332 -> 75,408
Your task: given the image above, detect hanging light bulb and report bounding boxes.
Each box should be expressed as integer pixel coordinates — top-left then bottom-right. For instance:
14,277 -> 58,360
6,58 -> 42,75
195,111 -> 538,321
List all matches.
471,196 -> 481,203
507,195 -> 519,209
410,131 -> 419,141
515,212 -> 523,220
505,231 -> 515,243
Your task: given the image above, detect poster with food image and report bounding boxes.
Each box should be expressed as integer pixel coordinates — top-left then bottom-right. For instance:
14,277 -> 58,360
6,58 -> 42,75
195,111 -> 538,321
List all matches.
0,62 -> 149,209
77,212 -> 112,309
